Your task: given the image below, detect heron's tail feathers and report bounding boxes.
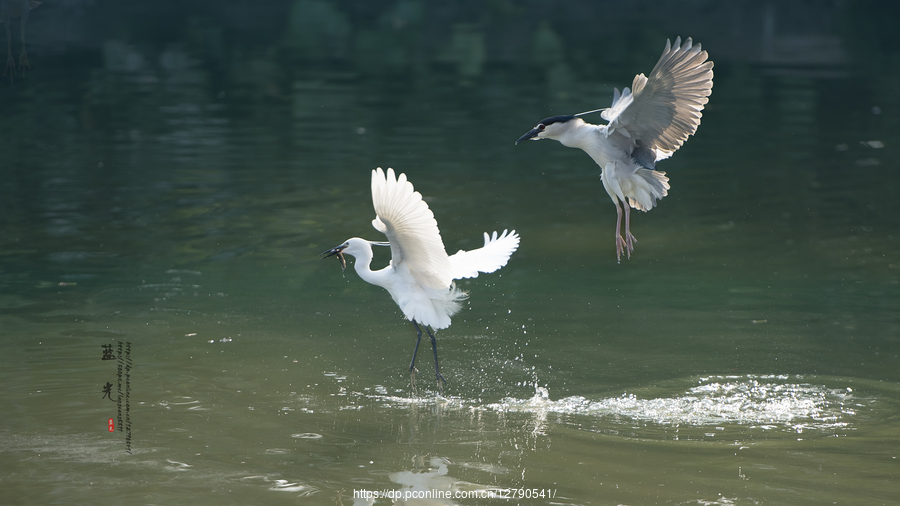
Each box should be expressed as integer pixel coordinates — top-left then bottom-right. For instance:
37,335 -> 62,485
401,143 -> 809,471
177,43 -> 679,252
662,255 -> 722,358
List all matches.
405,284 -> 467,330
442,283 -> 468,318
627,169 -> 670,211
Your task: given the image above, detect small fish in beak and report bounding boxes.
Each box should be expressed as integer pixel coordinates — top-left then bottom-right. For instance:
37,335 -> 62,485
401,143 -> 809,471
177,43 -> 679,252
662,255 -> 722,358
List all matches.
320,243 -> 348,271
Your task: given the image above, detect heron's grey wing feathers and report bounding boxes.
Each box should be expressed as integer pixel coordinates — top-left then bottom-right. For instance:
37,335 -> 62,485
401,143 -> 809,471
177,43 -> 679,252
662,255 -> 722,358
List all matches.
606,37 -> 713,160
600,87 -> 633,125
370,168 -> 452,290
448,230 -> 520,280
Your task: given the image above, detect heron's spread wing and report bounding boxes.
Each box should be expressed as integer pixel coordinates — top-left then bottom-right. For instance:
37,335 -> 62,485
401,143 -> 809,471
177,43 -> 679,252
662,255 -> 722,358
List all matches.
602,37 -> 713,160
370,167 -> 451,290
448,230 -> 520,280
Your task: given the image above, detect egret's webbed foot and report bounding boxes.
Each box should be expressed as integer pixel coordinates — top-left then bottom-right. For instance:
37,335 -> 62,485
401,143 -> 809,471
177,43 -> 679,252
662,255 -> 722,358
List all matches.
435,371 -> 446,395
409,367 -> 419,395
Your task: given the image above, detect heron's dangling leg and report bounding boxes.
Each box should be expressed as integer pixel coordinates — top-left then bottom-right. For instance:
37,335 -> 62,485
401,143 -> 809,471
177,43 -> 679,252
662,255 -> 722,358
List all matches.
424,325 -> 446,394
623,203 -> 637,259
601,167 -> 628,263
613,200 -> 626,263
409,321 -> 424,392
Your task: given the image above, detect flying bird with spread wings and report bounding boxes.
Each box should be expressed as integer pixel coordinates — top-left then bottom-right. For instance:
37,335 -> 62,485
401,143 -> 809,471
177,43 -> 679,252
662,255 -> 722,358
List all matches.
517,37 -> 713,262
322,168 -> 520,393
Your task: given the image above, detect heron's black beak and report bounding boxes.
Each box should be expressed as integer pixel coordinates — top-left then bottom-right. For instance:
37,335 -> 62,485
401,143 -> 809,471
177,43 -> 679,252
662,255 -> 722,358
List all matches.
320,244 -> 348,271
515,127 -> 541,145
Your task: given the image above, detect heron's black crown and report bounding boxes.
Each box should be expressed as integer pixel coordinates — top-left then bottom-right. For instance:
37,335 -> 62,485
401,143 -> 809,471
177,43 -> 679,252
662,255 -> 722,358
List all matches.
538,115 -> 576,126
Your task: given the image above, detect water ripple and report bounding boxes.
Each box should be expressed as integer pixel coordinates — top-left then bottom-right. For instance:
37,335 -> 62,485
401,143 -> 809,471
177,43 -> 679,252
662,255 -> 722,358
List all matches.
291,433 -> 323,439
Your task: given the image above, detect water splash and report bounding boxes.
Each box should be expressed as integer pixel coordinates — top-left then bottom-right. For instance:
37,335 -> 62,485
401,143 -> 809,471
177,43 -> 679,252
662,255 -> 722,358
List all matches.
487,375 -> 858,432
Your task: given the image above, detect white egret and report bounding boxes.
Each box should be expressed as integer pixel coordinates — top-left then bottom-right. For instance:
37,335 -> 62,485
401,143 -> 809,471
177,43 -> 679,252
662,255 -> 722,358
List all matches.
517,37 -> 713,262
321,167 -> 520,393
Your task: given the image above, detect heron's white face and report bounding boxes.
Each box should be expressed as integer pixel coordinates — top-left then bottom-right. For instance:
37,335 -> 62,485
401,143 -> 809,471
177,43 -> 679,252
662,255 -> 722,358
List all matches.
537,120 -> 576,140
529,123 -> 550,140
321,237 -> 380,270
516,115 -> 579,144
342,237 -> 370,257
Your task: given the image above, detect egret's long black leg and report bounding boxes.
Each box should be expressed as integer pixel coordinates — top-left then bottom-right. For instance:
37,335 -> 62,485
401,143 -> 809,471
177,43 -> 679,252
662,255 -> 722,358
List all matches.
409,321 -> 424,392
424,326 -> 447,394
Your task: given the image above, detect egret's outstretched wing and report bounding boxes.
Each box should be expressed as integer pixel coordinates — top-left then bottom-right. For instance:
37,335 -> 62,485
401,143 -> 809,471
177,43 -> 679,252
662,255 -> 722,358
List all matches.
370,167 -> 451,290
602,37 -> 713,161
449,230 -> 520,280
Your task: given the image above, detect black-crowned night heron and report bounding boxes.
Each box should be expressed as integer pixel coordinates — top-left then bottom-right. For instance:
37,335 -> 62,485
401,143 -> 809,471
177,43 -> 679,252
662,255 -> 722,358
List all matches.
517,37 -> 713,262
321,168 -> 520,393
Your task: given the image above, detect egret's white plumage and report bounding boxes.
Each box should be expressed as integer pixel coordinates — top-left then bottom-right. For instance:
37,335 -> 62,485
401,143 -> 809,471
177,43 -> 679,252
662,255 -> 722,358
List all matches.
517,37 -> 713,262
322,167 -> 519,390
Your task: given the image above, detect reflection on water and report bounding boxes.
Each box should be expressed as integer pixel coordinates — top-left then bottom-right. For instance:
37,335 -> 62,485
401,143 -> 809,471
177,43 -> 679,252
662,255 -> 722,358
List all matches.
382,457 -> 458,506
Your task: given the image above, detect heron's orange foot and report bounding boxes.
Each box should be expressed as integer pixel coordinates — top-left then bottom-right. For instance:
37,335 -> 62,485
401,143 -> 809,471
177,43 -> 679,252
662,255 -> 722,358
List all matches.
625,232 -> 637,257
615,235 -> 627,263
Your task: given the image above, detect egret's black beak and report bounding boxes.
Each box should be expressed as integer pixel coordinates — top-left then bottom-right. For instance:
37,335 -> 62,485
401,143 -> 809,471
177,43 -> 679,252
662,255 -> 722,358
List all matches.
320,244 -> 348,271
515,127 -> 541,145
